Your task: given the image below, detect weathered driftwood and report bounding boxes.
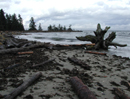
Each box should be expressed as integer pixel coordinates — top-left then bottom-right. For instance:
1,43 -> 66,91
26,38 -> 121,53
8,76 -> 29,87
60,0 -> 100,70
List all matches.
32,58 -> 55,67
76,35 -> 97,43
5,38 -> 17,48
4,72 -> 42,99
68,57 -> 91,70
70,76 -> 97,99
113,88 -> 130,99
17,51 -> 33,54
85,51 -> 106,55
4,63 -> 21,71
76,23 -> 127,50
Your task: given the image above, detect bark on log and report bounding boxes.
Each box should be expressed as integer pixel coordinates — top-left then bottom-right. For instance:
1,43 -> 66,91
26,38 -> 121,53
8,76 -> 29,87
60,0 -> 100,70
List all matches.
113,88 -> 130,99
32,58 -> 55,67
68,57 -> 91,70
70,76 -> 97,99
76,35 -> 97,43
85,51 -> 106,55
4,72 -> 42,99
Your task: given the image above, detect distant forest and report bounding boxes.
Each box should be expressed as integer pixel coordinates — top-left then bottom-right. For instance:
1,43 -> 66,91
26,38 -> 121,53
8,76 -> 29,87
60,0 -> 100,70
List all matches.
0,9 -> 74,32
0,9 -> 24,31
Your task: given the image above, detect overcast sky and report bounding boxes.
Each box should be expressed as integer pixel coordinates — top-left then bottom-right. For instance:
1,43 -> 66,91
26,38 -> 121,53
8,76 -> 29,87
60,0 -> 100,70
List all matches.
0,0 -> 130,30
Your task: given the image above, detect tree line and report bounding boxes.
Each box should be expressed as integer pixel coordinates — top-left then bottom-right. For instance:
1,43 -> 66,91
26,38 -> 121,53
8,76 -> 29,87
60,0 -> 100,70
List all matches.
0,9 -> 74,32
29,17 -> 73,32
47,24 -> 72,32
0,9 -> 24,31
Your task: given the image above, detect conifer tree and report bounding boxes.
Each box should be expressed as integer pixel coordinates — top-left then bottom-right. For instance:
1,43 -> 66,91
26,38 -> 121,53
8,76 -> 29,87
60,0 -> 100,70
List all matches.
11,13 -> 19,31
29,17 -> 37,30
68,24 -> 72,31
63,26 -> 66,31
18,14 -> 24,31
48,25 -> 52,31
38,23 -> 42,31
0,9 -> 6,31
6,14 -> 12,30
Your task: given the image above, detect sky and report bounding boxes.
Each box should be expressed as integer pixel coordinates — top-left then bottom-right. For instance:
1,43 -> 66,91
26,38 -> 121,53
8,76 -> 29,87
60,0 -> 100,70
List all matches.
0,0 -> 130,30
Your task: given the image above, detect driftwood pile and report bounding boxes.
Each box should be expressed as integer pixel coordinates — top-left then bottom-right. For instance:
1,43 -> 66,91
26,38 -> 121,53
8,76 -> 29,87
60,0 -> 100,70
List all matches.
76,23 -> 127,50
0,33 -> 35,49
0,33 -> 95,54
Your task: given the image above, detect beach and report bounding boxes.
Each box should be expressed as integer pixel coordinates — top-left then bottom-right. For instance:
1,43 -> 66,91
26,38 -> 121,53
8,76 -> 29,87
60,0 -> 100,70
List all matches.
0,42 -> 130,99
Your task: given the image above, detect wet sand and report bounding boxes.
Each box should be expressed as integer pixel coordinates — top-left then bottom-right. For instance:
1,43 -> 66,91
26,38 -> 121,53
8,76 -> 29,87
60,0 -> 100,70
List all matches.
0,47 -> 130,99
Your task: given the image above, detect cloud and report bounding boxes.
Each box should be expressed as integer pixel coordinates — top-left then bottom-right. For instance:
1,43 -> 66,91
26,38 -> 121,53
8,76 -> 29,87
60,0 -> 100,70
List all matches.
0,0 -> 130,30
14,1 -> 21,4
27,5 -> 130,30
0,0 -> 12,9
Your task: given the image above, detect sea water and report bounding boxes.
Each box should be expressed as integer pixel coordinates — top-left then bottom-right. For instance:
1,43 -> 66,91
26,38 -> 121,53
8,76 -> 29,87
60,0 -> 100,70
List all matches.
15,30 -> 130,58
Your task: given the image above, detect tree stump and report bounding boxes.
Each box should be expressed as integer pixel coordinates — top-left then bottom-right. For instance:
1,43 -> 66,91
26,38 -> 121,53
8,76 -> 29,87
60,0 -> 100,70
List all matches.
76,23 -> 127,50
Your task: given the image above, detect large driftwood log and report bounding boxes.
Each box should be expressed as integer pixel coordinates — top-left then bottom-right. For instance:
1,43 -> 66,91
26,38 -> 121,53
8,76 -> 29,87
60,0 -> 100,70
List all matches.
0,43 -> 46,54
4,72 -> 42,99
70,76 -> 97,99
76,23 -> 127,50
68,57 -> 91,70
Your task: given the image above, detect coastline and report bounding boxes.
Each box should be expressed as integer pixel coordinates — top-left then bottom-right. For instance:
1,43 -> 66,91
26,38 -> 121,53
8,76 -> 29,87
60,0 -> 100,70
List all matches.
0,32 -> 130,99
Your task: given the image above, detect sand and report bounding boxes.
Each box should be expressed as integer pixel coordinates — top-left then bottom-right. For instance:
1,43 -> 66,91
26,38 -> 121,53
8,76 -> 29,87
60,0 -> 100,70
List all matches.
0,48 -> 130,99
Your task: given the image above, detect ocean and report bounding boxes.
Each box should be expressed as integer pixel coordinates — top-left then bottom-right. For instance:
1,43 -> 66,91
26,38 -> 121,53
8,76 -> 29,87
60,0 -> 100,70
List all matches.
15,30 -> 130,58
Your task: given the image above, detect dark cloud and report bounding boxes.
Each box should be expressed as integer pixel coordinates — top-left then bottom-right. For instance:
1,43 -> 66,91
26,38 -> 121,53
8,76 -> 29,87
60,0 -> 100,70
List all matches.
96,1 -> 106,6
14,1 -> 21,4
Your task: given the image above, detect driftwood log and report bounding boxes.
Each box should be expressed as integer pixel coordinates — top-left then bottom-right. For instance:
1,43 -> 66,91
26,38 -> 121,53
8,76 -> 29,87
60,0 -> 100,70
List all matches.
32,58 -> 55,67
4,72 -> 42,99
0,43 -> 47,54
70,76 -> 97,99
17,51 -> 33,54
68,57 -> 91,70
76,23 -> 127,50
4,63 -> 21,71
113,88 -> 130,99
85,51 -> 106,55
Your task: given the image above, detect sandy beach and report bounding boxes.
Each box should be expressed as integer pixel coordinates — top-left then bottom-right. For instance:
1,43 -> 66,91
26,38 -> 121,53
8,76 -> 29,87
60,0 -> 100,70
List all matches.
0,44 -> 130,99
